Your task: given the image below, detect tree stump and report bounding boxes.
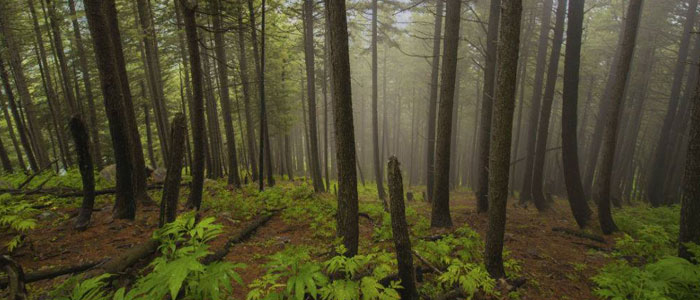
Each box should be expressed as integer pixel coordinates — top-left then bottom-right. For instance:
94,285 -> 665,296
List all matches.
387,156 -> 418,300
160,113 -> 187,227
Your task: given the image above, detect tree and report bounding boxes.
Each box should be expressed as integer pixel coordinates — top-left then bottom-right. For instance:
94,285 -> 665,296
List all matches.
236,5 -> 259,182
326,0 -> 359,256
560,0 -> 591,228
212,0 -> 242,187
180,0 -> 205,210
371,0 -> 386,202
679,53 -> 700,261
84,0 -> 137,219
387,156 -> 418,300
521,0 -> 553,206
595,0 -> 643,235
425,0 -> 443,203
0,57 -> 34,172
47,0 -> 79,115
304,0 -> 325,192
70,116 -> 95,230
531,0 -> 566,211
0,134 -> 11,173
484,0 -> 523,279
430,0 -> 461,228
475,0 -> 501,213
647,0 -> 699,207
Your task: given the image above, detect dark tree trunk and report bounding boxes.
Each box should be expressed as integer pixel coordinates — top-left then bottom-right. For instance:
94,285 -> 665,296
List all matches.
431,0 -> 461,228
68,0 -> 101,169
70,116 -> 95,230
236,5 -> 259,181
201,35 -> 223,179
679,57 -> 700,261
476,0 -> 501,213
531,0 -> 566,212
84,0 -> 137,219
0,135 -> 12,173
521,0 -> 553,205
371,0 -> 386,202
560,0 -> 592,228
485,0 -> 522,279
0,59 -> 31,172
0,93 -> 24,172
387,156 -> 418,300
595,0 -> 642,235
143,101 -> 157,170
304,0 -> 325,192
326,0 -> 359,256
647,0 -> 698,207
0,6 -> 48,170
426,0 -> 444,203
180,0 -> 205,210
47,0 -> 79,115
160,113 -> 187,227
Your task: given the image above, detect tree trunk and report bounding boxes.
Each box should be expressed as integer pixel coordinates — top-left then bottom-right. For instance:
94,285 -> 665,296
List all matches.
326,0 -> 359,257
425,0 -> 444,203
595,0 -> 643,235
0,92 -> 25,172
304,0 -> 325,192
520,0 -> 553,205
201,35 -> 223,179
531,0 -> 566,212
160,113 -> 187,227
371,0 -> 386,202
431,0 -> 461,229
647,0 -> 699,207
180,0 -> 205,210
143,101 -> 157,170
47,0 -> 79,115
679,54 -> 700,261
70,116 -> 95,230
476,0 -> 501,213
484,0 -> 522,279
84,0 -> 137,219
68,0 -> 101,169
236,5 -> 259,181
387,156 -> 418,300
0,135 -> 12,173
559,0 -> 592,228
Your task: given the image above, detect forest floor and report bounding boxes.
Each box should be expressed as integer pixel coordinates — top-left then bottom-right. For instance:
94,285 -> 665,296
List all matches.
0,179 -> 618,299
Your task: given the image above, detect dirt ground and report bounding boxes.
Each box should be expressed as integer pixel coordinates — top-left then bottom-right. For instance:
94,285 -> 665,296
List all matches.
1,185 -> 616,299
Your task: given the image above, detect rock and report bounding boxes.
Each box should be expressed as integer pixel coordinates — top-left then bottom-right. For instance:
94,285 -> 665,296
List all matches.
99,164 -> 117,183
38,211 -> 59,220
151,167 -> 167,183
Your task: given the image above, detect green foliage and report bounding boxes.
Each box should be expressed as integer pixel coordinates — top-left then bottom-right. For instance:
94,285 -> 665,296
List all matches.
0,193 -> 37,251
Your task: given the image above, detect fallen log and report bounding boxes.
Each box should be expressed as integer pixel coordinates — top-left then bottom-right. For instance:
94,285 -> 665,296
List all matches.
0,183 -> 189,198
202,210 -> 279,265
0,260 -> 103,289
552,227 -> 606,243
0,255 -> 27,299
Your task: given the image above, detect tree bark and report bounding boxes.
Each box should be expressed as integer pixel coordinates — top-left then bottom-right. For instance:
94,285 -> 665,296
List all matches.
304,0 -> 325,192
0,135 -> 12,173
371,0 -> 386,202
160,113 -> 187,227
679,53 -> 700,261
387,156 -> 418,300
326,0 -> 359,256
70,116 -> 95,231
47,0 -> 79,115
143,101 -> 157,170
180,0 -> 205,210
431,0 -> 461,228
531,0 -> 566,212
595,0 -> 643,235
84,0 -> 137,219
1,91 -> 26,172
426,0 -> 444,203
485,0 -> 522,279
476,0 -> 501,213
236,5 -> 259,181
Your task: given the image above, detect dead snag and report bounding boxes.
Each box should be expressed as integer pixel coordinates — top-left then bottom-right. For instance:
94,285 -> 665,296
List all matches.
0,255 -> 28,299
387,157 -> 418,300
70,116 -> 96,231
160,113 -> 187,227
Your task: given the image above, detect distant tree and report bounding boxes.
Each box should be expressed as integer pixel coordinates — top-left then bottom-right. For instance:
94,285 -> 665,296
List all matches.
326,0 -> 359,256
595,0 -> 643,235
236,5 -> 259,181
425,0 -> 443,203
0,57 -> 34,172
371,0 -> 386,203
485,0 -> 523,279
47,0 -> 79,115
430,0 -> 462,228
304,0 -> 325,192
475,0 -> 501,213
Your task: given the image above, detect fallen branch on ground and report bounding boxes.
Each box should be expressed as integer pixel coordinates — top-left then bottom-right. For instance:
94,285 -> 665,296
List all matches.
202,210 -> 280,265
552,227 -> 606,243
16,160 -> 58,190
0,260 -> 104,289
0,183 -> 189,198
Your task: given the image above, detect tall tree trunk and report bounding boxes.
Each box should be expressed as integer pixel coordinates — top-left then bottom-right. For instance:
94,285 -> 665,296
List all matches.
236,5 -> 259,181
559,0 -> 592,228
180,0 -> 205,210
431,0 -> 461,228
387,156 -> 418,300
520,0 -> 553,205
476,0 -> 501,213
304,0 -> 325,192
84,0 -> 137,219
143,101 -> 157,169
484,0 -> 522,279
201,35 -> 223,179
679,53 -> 700,261
212,0 -> 242,187
371,0 -> 386,202
0,6 -> 48,170
0,135 -> 12,173
647,0 -> 699,207
0,91 -> 26,172
71,116 -> 95,230
47,0 -> 79,115
425,0 -> 443,203
531,0 -> 565,212
135,0 -> 170,161
160,113 -> 187,227
595,0 -> 643,235
326,0 -> 359,257
68,0 -> 101,168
